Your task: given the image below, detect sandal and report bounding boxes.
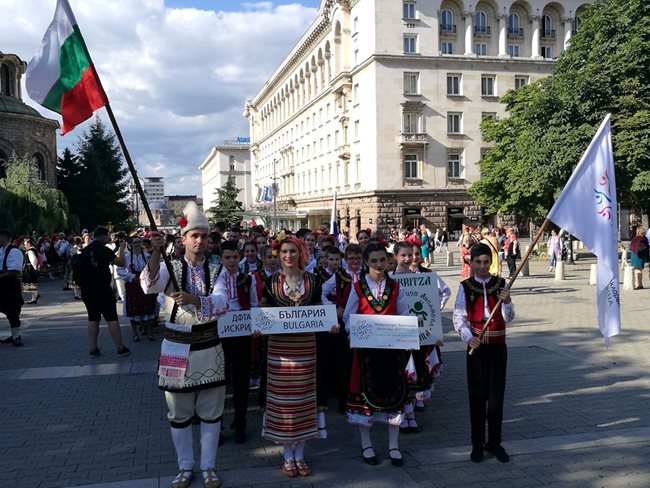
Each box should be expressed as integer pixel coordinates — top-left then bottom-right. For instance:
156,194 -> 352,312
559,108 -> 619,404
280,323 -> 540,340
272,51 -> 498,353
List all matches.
171,468 -> 193,488
281,459 -> 298,478
295,459 -> 312,477
202,468 -> 222,488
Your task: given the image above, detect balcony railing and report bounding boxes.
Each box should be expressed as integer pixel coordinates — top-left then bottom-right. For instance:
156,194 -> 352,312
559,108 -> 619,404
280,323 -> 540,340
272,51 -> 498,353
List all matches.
440,24 -> 457,34
541,29 -> 556,39
507,28 -> 524,38
400,133 -> 428,145
474,25 -> 491,36
335,144 -> 350,160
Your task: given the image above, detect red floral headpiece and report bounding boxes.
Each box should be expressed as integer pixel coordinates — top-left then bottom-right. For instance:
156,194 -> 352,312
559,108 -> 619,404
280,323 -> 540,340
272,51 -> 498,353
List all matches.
178,217 -> 188,229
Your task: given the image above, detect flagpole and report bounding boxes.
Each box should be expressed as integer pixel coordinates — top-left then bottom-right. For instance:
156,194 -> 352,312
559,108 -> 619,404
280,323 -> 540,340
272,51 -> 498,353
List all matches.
89,64 -> 180,292
468,218 -> 550,355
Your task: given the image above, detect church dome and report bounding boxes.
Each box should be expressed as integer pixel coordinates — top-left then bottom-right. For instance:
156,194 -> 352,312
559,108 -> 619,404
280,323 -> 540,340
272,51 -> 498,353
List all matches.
0,95 -> 43,118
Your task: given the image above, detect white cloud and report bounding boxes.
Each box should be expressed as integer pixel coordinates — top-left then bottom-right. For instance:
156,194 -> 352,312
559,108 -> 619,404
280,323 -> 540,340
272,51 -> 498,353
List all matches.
1,0 -> 317,195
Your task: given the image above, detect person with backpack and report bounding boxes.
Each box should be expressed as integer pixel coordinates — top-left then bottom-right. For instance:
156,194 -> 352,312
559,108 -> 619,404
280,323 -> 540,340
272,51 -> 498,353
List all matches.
630,227 -> 649,290
0,230 -> 25,346
75,226 -> 130,358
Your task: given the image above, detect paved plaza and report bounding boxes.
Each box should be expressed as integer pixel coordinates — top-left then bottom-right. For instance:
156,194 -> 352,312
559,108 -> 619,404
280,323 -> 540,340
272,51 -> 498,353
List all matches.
1,256 -> 649,488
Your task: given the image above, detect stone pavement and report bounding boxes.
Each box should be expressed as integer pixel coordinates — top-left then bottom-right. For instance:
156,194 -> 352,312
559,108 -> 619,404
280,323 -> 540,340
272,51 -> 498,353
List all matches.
1,257 -> 649,488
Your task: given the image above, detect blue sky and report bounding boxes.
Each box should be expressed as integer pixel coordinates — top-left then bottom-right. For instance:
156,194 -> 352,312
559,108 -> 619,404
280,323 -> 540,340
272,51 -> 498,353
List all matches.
4,0 -> 320,196
165,0 -> 320,11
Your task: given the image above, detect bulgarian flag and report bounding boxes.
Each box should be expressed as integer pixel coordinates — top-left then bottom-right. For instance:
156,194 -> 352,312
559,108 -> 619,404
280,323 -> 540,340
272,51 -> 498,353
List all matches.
26,0 -> 107,135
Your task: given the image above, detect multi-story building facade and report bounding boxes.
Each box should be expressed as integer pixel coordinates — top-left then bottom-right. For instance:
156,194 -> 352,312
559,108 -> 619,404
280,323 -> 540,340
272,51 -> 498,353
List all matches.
244,0 -> 591,236
199,141 -> 252,211
167,195 -> 203,218
143,177 -> 165,204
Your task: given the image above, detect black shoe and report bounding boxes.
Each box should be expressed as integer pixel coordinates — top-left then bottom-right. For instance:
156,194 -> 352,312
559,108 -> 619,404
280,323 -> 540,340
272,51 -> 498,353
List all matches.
234,429 -> 247,444
12,336 -> 23,347
89,348 -> 101,358
117,346 -> 131,358
1,336 -> 14,344
484,444 -> 509,463
62,286 -> 70,291
388,448 -> 404,467
361,446 -> 378,465
470,448 -> 484,463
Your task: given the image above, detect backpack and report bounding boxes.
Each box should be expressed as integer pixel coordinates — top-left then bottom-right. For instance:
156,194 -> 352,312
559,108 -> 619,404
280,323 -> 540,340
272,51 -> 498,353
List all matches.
71,247 -> 94,287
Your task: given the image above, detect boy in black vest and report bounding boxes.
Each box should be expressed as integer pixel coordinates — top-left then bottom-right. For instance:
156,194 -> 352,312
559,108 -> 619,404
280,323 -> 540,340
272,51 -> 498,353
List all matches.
0,230 -> 24,346
216,240 -> 259,443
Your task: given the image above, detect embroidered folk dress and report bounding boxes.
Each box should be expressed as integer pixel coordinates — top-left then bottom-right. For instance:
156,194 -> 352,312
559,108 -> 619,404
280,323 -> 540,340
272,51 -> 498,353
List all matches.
118,251 -> 156,322
343,274 -> 410,426
261,271 -> 325,443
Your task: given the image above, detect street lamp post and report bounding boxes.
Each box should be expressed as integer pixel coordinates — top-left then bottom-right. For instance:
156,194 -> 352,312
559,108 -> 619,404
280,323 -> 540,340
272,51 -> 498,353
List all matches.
26,163 -> 33,230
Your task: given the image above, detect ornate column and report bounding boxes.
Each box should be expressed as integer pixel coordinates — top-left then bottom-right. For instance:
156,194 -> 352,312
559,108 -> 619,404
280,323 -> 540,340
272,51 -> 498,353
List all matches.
497,13 -> 508,57
531,15 -> 542,59
562,17 -> 573,50
463,11 -> 474,56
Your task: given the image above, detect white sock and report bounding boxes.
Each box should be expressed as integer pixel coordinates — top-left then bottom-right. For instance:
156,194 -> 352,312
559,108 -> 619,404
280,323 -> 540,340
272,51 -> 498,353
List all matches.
199,421 -> 221,471
294,441 -> 305,461
283,444 -> 295,461
388,425 -> 400,455
359,425 -> 374,456
317,411 -> 327,438
11,328 -> 20,339
415,400 -> 425,409
170,425 -> 194,470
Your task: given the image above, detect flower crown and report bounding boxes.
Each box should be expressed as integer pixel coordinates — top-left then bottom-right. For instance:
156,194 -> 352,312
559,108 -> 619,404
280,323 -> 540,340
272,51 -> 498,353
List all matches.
178,217 -> 188,229
271,230 -> 287,256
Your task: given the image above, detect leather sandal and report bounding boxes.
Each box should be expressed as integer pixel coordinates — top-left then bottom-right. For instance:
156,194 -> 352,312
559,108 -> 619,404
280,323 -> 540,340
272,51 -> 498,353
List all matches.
281,459 -> 298,478
201,468 -> 222,488
171,468 -> 193,488
295,459 -> 312,476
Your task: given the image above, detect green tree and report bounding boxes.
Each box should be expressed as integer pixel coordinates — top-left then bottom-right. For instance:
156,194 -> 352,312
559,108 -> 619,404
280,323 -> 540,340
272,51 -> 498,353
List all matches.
0,153 -> 70,234
206,176 -> 244,228
72,117 -> 130,229
470,0 -> 650,220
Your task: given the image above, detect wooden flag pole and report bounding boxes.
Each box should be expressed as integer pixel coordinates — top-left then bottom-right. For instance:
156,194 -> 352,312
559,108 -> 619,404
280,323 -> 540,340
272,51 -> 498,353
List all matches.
102,100 -> 180,292
468,218 -> 551,355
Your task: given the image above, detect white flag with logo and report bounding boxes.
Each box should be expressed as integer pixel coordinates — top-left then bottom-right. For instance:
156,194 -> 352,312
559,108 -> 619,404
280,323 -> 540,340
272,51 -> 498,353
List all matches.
548,114 -> 620,344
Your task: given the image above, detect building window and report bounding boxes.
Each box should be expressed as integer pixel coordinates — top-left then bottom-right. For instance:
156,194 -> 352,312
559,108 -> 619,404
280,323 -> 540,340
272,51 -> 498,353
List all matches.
229,156 -> 235,171
447,112 -> 462,134
440,9 -> 454,32
572,17 -> 581,34
475,10 -> 488,34
475,43 -> 487,56
514,75 -> 528,89
481,75 -> 495,96
353,84 -> 359,103
507,44 -> 520,57
447,152 -> 461,178
480,148 -> 491,160
0,149 -> 7,179
0,64 -> 11,96
403,112 -> 421,133
542,15 -> 554,38
446,74 -> 461,95
353,16 -> 358,34
404,154 -> 419,179
481,112 -> 497,120
508,13 -> 522,37
34,153 -> 46,180
403,1 -> 416,20
404,72 -> 419,94
441,42 -> 453,54
403,35 -> 417,53
541,46 -> 552,59
354,49 -> 359,65
354,120 -> 360,140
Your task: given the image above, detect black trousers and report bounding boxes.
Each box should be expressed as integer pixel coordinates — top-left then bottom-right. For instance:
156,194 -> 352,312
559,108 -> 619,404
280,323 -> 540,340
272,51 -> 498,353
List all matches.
221,335 -> 252,431
507,257 -> 517,277
466,343 -> 507,449
335,331 -> 352,411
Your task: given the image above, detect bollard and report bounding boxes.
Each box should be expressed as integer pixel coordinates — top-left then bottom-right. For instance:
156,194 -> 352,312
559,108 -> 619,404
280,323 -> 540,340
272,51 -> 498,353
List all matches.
520,245 -> 530,276
589,263 -> 597,285
622,266 -> 634,290
446,251 -> 454,267
554,261 -> 565,281
430,252 -> 434,265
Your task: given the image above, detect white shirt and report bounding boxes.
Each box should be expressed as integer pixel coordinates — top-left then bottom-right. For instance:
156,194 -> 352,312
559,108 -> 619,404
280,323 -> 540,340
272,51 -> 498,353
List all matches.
0,244 -> 23,272
342,274 -> 409,332
117,251 -> 150,282
213,267 -> 259,311
452,276 -> 515,344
